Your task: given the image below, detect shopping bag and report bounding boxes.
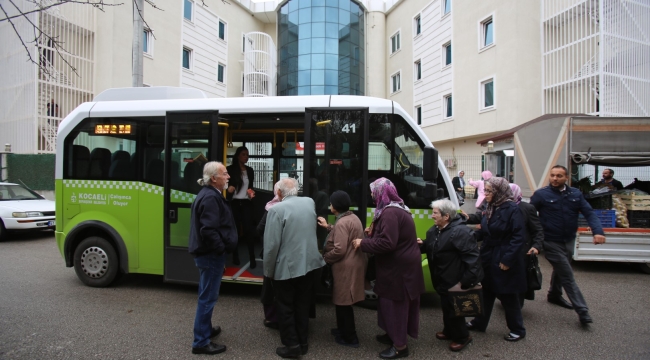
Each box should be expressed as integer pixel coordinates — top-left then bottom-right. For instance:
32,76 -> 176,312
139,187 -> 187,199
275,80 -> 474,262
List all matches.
527,254 -> 543,291
448,283 -> 483,318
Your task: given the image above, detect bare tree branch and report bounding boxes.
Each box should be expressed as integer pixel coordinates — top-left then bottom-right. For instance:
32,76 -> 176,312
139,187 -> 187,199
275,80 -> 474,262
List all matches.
133,0 -> 157,40
0,0 -> 122,22
6,0 -> 80,78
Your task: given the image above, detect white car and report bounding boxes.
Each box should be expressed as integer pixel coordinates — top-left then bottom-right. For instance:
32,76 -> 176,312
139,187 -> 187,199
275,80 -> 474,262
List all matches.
0,182 -> 55,241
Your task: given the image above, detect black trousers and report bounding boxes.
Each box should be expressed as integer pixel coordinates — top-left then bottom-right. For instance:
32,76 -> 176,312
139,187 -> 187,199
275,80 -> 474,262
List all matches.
273,271 -> 315,347
473,287 -> 526,337
335,305 -> 357,342
544,239 -> 588,315
439,294 -> 469,342
230,199 -> 255,262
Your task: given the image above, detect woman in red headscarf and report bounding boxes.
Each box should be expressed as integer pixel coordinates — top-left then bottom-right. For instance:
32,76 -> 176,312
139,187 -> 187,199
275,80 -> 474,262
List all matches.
352,178 -> 424,359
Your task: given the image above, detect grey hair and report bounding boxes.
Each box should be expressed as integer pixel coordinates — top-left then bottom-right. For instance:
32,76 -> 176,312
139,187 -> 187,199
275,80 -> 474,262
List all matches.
430,199 -> 458,220
197,161 -> 223,186
277,178 -> 299,198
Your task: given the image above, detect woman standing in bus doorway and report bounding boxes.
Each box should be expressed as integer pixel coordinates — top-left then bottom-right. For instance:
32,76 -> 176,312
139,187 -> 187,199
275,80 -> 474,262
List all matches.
469,170 -> 493,209
467,177 -> 527,342
352,178 -> 424,359
317,190 -> 367,348
226,146 -> 257,268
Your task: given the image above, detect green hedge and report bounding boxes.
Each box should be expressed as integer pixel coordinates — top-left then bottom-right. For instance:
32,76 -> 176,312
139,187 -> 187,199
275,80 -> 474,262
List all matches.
7,154 -> 55,190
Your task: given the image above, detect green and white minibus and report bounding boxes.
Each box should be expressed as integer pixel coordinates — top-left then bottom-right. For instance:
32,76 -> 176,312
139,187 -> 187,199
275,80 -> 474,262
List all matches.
55,87 -> 458,290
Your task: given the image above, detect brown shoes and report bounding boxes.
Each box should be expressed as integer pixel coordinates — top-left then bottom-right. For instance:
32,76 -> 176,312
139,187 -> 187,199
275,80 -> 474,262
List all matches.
449,337 -> 472,352
435,332 -> 451,340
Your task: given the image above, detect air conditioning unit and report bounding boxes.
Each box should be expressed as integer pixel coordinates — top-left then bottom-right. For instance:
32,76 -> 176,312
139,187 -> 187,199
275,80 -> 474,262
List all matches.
444,159 -> 456,168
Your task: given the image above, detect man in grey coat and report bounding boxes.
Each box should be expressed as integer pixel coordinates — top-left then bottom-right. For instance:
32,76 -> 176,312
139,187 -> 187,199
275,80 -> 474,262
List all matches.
263,178 -> 326,358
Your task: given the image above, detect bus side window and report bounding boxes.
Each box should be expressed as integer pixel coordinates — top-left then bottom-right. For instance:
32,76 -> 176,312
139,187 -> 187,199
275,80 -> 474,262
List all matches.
65,118 -> 139,181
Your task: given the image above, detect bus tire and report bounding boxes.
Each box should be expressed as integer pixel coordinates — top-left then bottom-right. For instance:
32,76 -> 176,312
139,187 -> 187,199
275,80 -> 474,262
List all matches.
73,236 -> 119,287
632,262 -> 650,275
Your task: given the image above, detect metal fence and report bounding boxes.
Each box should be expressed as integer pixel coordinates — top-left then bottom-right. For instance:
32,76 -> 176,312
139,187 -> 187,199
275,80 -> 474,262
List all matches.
440,155 -> 484,197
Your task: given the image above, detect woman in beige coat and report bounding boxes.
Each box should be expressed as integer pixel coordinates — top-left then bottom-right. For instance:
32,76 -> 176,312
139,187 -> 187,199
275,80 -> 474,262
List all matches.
318,190 -> 367,348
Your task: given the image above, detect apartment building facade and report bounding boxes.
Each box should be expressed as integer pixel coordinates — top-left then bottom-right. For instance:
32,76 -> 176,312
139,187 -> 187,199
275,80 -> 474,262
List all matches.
1,0 -> 648,160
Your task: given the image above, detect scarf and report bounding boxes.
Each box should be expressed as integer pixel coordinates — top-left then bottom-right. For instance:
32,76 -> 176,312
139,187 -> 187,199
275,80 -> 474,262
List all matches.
485,177 -> 513,220
509,183 -> 523,205
457,170 -> 465,187
370,177 -> 410,221
265,183 -> 281,211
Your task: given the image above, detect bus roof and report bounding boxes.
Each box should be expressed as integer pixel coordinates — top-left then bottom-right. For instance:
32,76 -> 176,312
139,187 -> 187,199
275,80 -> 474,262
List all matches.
55,88 -> 436,175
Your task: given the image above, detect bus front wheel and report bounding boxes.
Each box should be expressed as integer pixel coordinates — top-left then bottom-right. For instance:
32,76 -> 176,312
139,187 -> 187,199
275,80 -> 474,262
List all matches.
73,236 -> 119,287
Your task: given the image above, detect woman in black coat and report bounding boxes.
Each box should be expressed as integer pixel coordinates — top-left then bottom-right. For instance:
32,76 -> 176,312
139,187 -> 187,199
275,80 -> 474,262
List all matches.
462,184 -> 544,307
467,177 -> 527,342
226,146 -> 256,267
417,199 -> 482,352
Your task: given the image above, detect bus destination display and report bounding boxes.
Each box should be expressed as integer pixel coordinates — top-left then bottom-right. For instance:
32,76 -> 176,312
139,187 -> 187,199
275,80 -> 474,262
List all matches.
95,124 -> 133,135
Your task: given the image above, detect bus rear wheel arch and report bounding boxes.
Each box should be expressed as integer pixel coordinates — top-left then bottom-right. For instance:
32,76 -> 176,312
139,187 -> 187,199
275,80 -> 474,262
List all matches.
73,236 -> 119,287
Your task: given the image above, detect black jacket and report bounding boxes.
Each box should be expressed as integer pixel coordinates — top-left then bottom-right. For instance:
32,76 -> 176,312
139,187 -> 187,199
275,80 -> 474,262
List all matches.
420,216 -> 483,295
519,201 -> 544,251
452,176 -> 466,198
477,201 -> 527,294
188,186 -> 238,257
225,164 -> 254,201
530,185 -> 604,242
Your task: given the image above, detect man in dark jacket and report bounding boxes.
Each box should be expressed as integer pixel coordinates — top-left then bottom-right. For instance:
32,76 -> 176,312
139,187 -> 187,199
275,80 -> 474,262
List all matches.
418,199 -> 482,352
189,161 -> 238,355
531,165 -> 606,325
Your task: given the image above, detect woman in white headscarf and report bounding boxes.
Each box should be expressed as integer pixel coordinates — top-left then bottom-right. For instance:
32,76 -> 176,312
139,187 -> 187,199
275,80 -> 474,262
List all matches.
452,170 -> 466,200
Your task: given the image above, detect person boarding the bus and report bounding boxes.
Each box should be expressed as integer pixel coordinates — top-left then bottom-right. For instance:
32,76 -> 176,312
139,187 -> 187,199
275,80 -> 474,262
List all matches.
226,146 -> 257,268
530,165 -> 605,325
263,178 -> 326,358
188,161 -> 238,355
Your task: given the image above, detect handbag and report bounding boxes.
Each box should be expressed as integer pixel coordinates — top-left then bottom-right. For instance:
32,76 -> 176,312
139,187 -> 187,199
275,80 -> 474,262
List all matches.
527,254 -> 543,291
447,283 -> 484,318
321,264 -> 333,289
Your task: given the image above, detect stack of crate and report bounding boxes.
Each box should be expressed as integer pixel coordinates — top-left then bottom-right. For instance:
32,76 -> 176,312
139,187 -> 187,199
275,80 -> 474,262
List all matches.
620,194 -> 650,228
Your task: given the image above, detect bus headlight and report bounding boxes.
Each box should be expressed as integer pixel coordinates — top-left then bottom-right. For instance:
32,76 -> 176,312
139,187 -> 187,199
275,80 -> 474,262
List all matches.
12,212 -> 43,218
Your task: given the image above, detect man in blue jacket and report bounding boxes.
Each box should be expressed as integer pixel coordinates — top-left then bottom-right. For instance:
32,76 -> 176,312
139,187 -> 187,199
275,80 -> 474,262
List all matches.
531,165 -> 606,325
189,161 -> 238,355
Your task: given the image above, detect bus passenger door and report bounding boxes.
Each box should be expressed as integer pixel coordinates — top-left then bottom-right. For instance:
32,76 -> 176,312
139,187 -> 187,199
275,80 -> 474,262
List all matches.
303,108 -> 368,248
163,111 -> 221,284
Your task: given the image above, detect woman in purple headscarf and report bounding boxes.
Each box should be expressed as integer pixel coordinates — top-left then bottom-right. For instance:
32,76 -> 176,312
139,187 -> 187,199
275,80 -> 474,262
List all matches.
352,178 -> 424,359
509,183 -> 544,306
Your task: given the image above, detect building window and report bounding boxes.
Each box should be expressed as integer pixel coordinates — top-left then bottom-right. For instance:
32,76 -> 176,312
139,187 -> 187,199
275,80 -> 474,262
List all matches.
391,31 -> 401,54
443,0 -> 451,15
443,42 -> 451,66
481,17 -> 494,48
219,21 -> 226,41
414,60 -> 421,81
444,94 -> 452,118
182,47 -> 192,70
143,29 -> 153,56
481,78 -> 495,110
414,15 -> 421,36
217,63 -> 225,83
415,106 -> 422,125
184,0 -> 193,21
391,72 -> 401,93
241,72 -> 245,93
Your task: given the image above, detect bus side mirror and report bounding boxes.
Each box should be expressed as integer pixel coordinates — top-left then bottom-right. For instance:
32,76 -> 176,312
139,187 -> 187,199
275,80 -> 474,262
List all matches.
423,146 -> 438,182
423,183 -> 438,200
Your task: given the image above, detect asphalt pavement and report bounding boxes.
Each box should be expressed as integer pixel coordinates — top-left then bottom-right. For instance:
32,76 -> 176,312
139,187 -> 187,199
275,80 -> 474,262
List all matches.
0,232 -> 649,359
